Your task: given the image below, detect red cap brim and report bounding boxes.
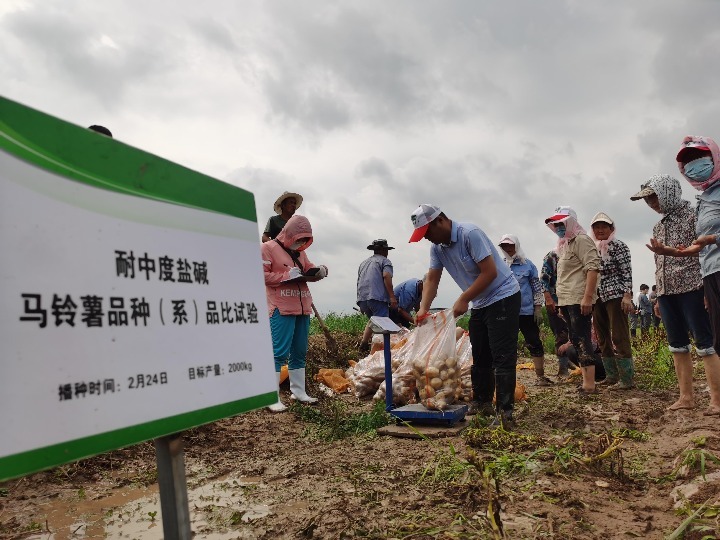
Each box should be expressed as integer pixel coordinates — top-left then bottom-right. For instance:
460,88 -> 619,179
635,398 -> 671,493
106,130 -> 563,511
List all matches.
676,145 -> 710,162
544,214 -> 568,224
409,224 -> 430,243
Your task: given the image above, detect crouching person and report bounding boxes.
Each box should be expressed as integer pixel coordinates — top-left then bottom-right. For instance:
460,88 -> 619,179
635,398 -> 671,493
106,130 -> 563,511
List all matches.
261,215 -> 328,412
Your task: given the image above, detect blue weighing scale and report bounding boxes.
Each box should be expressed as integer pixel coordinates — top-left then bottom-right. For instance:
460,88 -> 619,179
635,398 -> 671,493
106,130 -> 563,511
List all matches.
370,316 -> 468,426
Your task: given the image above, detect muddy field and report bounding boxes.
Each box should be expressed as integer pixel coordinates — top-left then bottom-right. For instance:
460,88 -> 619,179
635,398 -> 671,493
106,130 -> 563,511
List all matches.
1,333 -> 719,540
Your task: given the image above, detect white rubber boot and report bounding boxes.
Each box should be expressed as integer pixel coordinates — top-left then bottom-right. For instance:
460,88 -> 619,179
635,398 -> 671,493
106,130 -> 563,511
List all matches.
267,371 -> 287,412
289,368 -> 318,404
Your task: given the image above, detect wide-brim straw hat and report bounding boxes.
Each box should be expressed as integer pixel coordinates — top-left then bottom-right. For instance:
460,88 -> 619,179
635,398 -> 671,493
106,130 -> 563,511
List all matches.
274,192 -> 303,214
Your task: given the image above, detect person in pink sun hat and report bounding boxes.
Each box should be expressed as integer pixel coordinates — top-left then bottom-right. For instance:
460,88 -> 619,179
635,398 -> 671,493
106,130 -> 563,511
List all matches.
544,206 -> 605,396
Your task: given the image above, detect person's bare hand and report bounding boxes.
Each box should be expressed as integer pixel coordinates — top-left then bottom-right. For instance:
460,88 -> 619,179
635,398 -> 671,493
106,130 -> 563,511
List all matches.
580,295 -> 593,316
646,237 -> 672,255
452,298 -> 469,318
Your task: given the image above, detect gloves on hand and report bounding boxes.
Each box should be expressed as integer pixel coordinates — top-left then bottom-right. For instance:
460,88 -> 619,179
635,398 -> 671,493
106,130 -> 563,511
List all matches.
316,265 -> 328,278
288,267 -> 303,279
533,306 -> 543,326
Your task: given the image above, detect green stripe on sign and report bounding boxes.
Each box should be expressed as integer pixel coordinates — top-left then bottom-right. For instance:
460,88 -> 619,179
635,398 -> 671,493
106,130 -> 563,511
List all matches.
0,392 -> 277,482
0,96 -> 257,222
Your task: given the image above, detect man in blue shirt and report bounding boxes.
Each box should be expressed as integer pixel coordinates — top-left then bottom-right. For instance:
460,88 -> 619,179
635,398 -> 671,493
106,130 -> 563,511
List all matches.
389,277 -> 424,328
410,204 -> 521,426
356,239 -> 397,354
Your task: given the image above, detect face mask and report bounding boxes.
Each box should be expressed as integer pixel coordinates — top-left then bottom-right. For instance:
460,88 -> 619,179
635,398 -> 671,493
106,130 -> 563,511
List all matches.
683,156 -> 714,182
289,241 -> 305,250
553,224 -> 566,238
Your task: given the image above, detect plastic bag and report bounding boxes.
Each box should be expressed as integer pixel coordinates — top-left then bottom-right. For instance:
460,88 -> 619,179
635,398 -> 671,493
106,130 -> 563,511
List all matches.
411,309 -> 460,410
456,331 -> 473,403
346,351 -> 386,398
373,330 -> 418,406
370,327 -> 410,354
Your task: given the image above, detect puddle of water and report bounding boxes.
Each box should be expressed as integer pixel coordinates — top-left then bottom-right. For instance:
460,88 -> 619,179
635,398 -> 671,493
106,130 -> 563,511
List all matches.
104,473 -> 271,539
26,473 -> 273,539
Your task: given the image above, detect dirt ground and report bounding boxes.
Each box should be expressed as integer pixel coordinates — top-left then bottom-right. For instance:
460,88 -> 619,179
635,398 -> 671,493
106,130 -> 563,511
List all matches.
2,333 -> 720,540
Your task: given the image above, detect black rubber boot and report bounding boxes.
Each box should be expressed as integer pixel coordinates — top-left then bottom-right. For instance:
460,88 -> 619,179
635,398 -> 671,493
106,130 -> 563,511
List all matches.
494,371 -> 516,429
471,365 -> 495,406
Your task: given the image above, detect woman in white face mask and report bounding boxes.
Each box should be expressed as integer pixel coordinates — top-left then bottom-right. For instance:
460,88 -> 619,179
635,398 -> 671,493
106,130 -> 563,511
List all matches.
260,215 -> 329,412
647,137 -> 720,416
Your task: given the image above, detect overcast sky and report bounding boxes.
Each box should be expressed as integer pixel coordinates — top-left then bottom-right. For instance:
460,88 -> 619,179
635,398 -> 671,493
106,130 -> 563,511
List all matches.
3,0 -> 720,314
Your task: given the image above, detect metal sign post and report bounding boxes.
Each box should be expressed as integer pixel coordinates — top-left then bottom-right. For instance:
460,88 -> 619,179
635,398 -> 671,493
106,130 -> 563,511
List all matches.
369,316 -> 401,412
155,434 -> 192,540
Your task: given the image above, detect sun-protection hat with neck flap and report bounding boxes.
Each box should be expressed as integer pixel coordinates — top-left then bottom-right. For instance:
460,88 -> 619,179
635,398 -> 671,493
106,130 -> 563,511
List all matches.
676,139 -> 711,163
274,191 -> 303,214
544,206 -> 577,224
630,184 -> 655,200
409,204 -> 442,242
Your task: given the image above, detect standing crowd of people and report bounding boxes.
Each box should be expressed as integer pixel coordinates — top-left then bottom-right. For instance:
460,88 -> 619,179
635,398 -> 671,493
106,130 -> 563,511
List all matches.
257,135 -> 720,423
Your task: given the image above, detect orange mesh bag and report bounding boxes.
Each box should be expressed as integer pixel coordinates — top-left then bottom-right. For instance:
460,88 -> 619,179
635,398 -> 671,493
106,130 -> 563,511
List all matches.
315,368 -> 351,393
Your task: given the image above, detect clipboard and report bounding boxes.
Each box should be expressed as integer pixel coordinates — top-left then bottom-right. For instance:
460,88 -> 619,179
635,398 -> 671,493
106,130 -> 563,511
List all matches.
280,267 -> 324,284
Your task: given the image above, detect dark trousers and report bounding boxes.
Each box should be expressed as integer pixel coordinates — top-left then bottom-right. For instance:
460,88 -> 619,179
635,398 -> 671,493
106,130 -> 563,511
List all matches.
468,292 -> 520,413
518,315 -> 544,357
559,304 -> 601,368
388,308 -> 411,328
592,297 -> 632,358
703,273 -> 720,353
547,309 -> 569,353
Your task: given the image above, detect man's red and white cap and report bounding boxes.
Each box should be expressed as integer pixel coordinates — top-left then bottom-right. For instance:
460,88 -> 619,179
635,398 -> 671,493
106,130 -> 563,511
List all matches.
544,205 -> 577,224
409,204 -> 442,242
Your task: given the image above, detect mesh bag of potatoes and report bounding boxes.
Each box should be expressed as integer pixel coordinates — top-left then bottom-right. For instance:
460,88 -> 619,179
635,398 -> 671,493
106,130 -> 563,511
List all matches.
346,350 -> 386,398
412,309 -> 460,410
455,331 -> 473,403
373,329 -> 418,406
370,327 -> 411,355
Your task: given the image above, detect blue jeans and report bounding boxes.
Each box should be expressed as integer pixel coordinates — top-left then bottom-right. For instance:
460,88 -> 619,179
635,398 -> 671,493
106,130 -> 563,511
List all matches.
269,309 -> 310,371
357,299 -> 389,318
658,289 -> 714,355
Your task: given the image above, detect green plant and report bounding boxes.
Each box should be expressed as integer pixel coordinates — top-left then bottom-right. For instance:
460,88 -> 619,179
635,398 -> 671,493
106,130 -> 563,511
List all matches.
676,441 -> 720,481
310,312 -> 367,335
148,511 -> 157,521
419,444 -> 477,485
634,337 -> 677,391
290,400 -> 391,441
611,428 -> 651,442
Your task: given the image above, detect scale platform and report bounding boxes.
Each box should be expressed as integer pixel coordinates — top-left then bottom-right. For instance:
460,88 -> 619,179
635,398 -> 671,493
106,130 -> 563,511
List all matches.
390,403 -> 468,426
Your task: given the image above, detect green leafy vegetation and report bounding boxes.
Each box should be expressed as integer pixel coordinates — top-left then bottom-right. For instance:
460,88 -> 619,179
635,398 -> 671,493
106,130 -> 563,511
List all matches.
290,399 -> 391,441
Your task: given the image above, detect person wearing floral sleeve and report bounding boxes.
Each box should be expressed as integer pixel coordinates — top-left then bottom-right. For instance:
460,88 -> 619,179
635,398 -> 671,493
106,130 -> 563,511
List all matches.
645,137 -> 720,416
589,212 -> 635,389
261,215 -> 328,412
637,171 -> 719,415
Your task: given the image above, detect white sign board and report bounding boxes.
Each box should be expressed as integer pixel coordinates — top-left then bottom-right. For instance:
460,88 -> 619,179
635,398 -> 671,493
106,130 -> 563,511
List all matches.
0,98 -> 276,480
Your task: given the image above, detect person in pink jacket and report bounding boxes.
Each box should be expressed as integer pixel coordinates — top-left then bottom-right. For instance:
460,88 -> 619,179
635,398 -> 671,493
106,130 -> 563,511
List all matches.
261,215 -> 328,412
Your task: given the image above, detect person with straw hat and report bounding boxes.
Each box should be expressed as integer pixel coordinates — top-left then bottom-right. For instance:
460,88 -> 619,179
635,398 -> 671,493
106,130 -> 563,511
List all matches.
262,191 -> 303,242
